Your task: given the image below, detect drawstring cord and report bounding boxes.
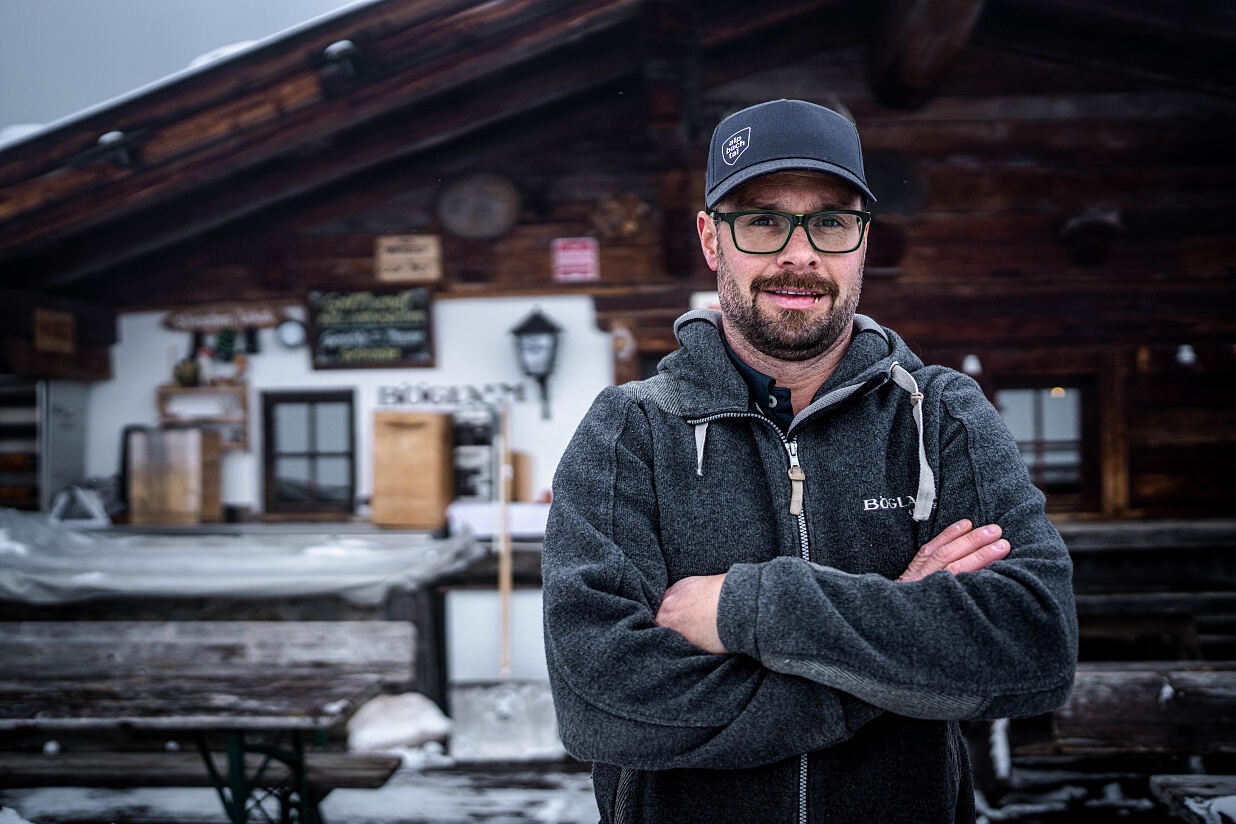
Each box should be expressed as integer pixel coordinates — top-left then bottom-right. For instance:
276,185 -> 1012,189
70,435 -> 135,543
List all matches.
691,365 -> 936,522
889,362 -> 937,522
694,422 -> 709,476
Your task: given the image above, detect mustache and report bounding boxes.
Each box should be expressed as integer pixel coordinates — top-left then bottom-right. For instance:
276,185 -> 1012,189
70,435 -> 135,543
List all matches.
750,271 -> 840,298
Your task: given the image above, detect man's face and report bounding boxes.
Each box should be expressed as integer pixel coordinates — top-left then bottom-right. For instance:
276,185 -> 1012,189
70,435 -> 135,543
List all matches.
697,171 -> 867,362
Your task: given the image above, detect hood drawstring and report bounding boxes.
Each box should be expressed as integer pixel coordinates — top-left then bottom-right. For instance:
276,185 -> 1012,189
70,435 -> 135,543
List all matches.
694,422 -> 709,476
889,363 -> 936,522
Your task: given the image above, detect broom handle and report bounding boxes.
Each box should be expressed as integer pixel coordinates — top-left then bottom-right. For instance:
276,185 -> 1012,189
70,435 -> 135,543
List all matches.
498,405 -> 513,679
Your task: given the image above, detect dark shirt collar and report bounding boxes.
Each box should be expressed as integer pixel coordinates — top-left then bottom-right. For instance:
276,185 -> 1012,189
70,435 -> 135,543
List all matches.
721,334 -> 795,431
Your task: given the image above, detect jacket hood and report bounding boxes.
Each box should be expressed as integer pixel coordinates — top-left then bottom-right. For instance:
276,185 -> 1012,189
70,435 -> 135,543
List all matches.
663,309 -> 924,420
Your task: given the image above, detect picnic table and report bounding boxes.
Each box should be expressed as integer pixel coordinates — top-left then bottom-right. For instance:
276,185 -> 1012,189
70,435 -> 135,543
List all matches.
0,620 -> 414,823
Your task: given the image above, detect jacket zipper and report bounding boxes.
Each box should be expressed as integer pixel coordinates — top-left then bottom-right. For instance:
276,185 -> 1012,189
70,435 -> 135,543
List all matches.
785,438 -> 811,824
689,412 -> 812,823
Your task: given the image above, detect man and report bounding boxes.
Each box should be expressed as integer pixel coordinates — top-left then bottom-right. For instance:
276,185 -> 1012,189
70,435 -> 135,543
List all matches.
542,99 -> 1077,823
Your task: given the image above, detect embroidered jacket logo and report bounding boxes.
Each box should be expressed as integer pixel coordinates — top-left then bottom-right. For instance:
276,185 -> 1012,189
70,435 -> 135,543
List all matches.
863,495 -> 919,512
722,128 -> 751,166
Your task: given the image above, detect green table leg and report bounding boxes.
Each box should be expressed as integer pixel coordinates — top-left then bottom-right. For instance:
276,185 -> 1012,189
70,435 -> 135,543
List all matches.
196,731 -> 252,824
197,730 -> 325,823
227,731 -> 248,824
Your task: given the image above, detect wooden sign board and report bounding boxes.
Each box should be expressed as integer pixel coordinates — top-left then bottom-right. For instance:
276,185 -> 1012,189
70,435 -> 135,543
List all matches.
376,234 -> 442,283
163,304 -> 287,332
309,288 -> 434,370
33,308 -> 75,354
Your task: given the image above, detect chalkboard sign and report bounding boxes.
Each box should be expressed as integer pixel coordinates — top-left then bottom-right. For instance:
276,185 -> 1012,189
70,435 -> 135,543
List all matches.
308,288 -> 434,369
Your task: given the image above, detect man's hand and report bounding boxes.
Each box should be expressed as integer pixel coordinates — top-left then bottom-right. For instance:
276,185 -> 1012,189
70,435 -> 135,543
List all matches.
655,573 -> 728,653
897,519 -> 1010,582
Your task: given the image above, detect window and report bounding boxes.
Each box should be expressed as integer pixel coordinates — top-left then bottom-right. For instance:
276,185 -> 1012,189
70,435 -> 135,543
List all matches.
995,381 -> 1098,509
262,390 -> 355,516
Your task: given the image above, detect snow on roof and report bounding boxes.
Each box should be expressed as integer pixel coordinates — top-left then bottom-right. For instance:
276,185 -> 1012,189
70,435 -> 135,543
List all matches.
0,123 -> 45,149
0,0 -> 385,155
187,41 -> 259,70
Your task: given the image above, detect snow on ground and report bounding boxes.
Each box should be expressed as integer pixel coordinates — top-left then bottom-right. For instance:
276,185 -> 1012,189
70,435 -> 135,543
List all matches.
0,759 -> 599,824
1186,793 -> 1236,824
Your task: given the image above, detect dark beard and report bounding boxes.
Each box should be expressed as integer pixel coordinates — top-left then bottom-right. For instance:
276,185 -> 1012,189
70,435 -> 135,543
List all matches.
717,247 -> 862,362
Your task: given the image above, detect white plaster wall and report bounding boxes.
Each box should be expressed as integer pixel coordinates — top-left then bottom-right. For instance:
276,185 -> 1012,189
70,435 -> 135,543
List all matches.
86,295 -> 614,511
445,589 -> 547,681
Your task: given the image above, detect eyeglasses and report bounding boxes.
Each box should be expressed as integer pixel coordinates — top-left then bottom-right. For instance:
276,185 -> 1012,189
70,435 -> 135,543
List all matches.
710,209 -> 871,254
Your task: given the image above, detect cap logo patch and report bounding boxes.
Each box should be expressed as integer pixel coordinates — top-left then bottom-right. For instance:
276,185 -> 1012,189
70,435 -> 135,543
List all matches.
722,127 -> 751,166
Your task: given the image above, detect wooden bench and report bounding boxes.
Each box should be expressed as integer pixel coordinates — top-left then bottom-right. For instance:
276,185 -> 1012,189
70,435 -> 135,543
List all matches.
0,620 -> 416,822
0,619 -> 416,685
1004,661 -> 1236,760
0,749 -> 401,789
1150,774 -> 1236,824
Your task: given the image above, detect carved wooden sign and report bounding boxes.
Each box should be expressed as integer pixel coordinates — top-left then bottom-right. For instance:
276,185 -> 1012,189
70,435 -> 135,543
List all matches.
375,234 -> 442,282
33,308 -> 75,354
162,304 -> 287,332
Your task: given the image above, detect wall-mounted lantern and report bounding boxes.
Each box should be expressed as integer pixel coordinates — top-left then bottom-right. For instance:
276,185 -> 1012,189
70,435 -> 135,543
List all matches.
511,308 -> 562,420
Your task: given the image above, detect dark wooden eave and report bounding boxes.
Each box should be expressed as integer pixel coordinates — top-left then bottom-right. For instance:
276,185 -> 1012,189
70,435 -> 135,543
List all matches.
1,0 -> 1233,306
0,0 -> 961,298
0,0 -> 648,289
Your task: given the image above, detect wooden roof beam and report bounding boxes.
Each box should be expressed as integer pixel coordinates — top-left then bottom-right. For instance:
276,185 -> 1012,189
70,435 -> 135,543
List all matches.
0,0 -> 642,267
868,0 -> 986,109
9,46 -> 640,290
978,0 -> 1236,98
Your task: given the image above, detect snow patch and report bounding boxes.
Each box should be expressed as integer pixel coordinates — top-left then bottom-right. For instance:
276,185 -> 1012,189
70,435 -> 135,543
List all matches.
449,681 -> 566,762
188,41 -> 257,69
989,718 -> 1011,780
386,740 -> 455,770
1186,794 -> 1236,824
348,693 -> 452,752
0,530 -> 28,557
0,808 -> 37,824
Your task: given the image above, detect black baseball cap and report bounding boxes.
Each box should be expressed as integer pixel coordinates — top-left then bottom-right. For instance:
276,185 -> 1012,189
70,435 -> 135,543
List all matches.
704,99 -> 876,210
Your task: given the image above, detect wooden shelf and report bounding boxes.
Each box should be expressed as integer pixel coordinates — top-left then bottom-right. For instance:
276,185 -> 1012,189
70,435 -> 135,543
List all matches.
156,383 -> 249,451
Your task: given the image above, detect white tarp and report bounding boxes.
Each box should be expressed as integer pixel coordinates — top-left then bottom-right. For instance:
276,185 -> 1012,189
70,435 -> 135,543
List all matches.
0,508 -> 485,605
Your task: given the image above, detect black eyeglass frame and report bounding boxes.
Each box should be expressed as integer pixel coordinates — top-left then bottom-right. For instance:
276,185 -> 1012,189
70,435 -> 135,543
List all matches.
709,209 -> 872,255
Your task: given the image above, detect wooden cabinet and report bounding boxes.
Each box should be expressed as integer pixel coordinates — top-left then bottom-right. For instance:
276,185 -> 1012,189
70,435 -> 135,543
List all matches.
156,383 -> 248,450
127,428 -> 223,524
372,411 -> 452,529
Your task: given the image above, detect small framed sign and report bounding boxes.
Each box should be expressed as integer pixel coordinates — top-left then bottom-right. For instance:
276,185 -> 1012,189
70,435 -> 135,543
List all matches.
308,288 -> 434,370
551,236 -> 600,283
375,234 -> 442,283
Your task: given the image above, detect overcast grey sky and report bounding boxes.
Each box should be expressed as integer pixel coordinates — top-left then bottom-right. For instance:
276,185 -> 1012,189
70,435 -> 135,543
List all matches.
0,0 -> 364,129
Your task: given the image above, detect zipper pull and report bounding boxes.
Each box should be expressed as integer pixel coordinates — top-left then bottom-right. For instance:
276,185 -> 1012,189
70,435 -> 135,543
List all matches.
785,440 -> 805,515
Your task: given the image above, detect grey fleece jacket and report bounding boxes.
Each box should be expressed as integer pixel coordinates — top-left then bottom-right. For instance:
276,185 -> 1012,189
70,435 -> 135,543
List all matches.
542,310 -> 1077,824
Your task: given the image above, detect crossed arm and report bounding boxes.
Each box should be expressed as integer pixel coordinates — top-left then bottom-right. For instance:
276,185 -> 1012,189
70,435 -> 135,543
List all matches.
656,519 -> 1011,654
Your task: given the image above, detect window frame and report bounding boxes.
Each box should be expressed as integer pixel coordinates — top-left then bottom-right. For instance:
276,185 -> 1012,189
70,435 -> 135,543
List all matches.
261,389 -> 356,517
993,376 -> 1100,513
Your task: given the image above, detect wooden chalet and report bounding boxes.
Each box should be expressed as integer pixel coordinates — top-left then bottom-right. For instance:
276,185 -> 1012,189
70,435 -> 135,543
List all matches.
2,0 -> 1233,518
1,0 -> 1235,808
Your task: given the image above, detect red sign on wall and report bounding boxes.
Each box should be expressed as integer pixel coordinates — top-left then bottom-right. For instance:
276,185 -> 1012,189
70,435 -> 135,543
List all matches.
551,237 -> 600,283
